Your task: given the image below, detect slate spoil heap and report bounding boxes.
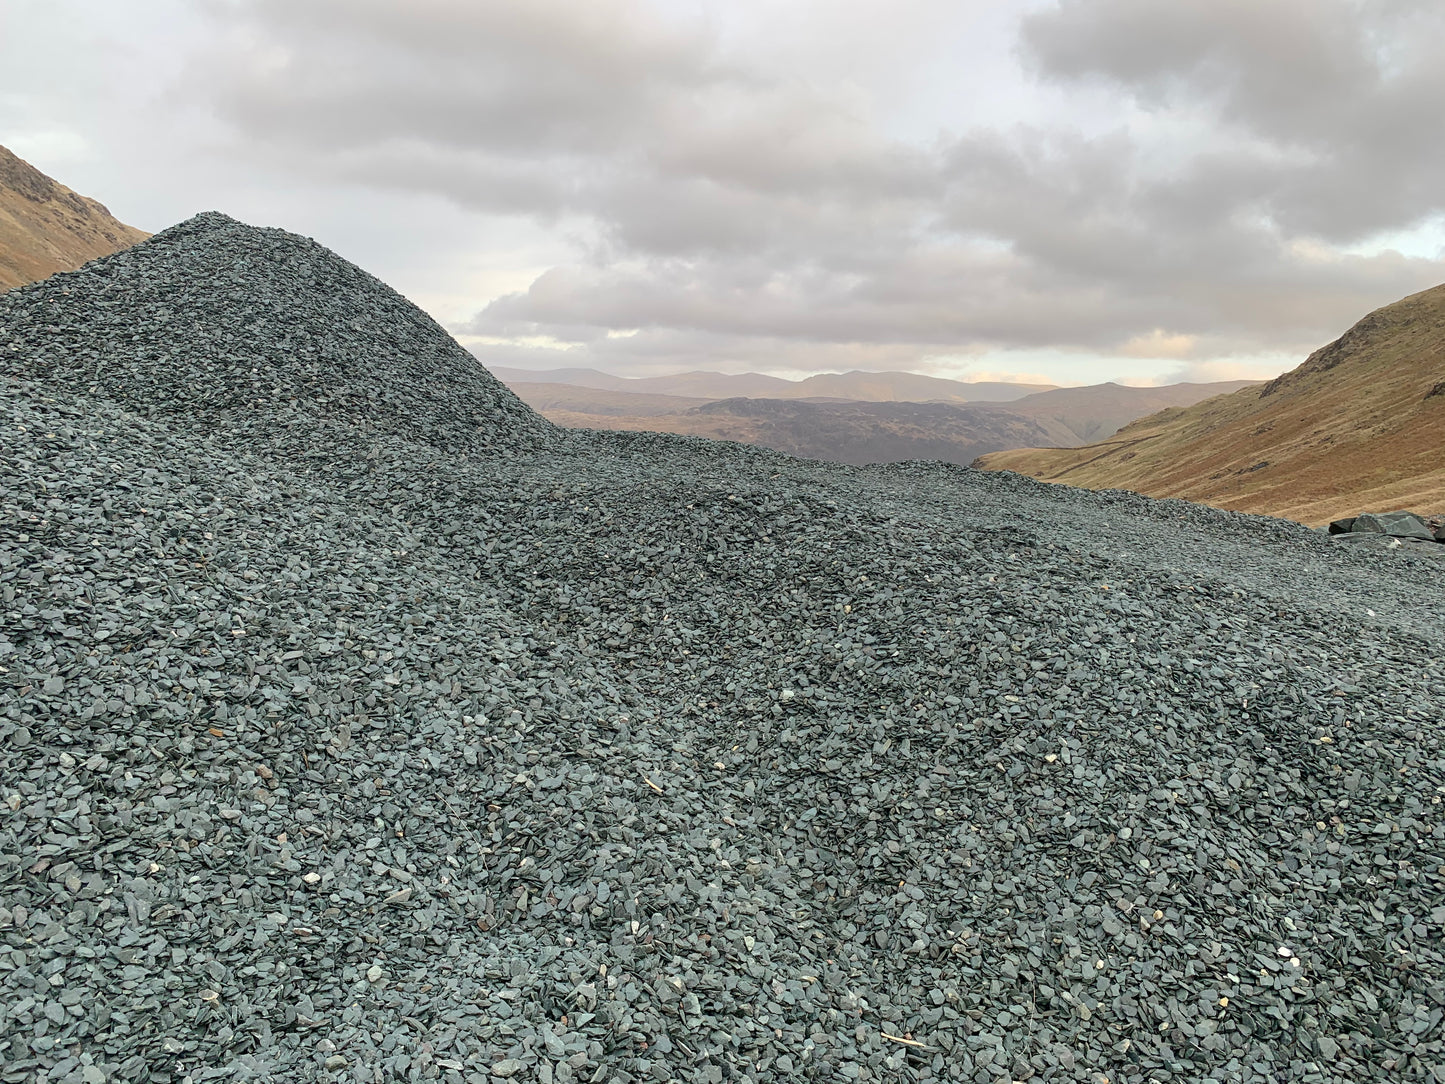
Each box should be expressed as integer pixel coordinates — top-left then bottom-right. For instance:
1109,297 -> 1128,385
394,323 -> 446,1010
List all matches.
2,217 -> 1443,1084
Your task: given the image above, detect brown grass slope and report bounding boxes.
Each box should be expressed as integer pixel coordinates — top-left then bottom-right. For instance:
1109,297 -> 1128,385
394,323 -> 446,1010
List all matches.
975,284 -> 1445,526
0,145 -> 149,290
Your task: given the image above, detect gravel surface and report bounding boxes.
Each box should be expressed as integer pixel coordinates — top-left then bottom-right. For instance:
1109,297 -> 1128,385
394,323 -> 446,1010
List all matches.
2,214 -> 1443,1084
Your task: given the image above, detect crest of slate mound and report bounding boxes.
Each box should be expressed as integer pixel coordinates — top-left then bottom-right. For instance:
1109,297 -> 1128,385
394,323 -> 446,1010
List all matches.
0,211 -> 551,452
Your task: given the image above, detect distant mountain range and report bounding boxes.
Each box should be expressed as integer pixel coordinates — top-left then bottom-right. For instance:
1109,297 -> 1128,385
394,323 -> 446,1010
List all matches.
0,145 -> 148,290
976,283 -> 1445,525
486,365 -> 1057,403
501,375 -> 1260,467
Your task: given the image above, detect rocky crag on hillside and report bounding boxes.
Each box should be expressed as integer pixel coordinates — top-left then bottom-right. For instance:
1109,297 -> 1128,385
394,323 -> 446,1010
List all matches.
0,145 -> 149,291
2,215 -> 1444,1084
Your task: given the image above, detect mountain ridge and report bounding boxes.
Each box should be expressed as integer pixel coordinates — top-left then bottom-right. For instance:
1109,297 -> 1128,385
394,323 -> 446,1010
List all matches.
486,363 -> 1057,403
0,145 -> 149,290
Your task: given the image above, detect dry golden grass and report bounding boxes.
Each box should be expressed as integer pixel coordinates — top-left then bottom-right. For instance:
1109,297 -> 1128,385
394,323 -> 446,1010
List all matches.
0,145 -> 149,291
976,283 -> 1445,526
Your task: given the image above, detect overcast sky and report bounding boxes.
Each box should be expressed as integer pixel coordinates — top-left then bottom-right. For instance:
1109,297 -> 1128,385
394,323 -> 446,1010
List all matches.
6,0 -> 1445,385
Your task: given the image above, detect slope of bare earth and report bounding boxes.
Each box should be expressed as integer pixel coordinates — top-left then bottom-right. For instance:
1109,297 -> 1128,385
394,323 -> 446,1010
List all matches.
0,146 -> 149,290
488,364 -> 1056,403
975,284 -> 1445,526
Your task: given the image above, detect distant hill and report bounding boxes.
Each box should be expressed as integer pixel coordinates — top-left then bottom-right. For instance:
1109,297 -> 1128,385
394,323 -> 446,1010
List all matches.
507,382 -> 715,417
682,397 -> 1074,465
507,377 -> 1260,468
0,145 -> 149,290
975,284 -> 1445,526
487,365 -> 1057,403
1004,380 -> 1261,444
537,395 -> 1071,466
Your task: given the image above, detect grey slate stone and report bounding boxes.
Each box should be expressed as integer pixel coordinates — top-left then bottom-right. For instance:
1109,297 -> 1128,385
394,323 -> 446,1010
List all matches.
1352,510 -> 1435,540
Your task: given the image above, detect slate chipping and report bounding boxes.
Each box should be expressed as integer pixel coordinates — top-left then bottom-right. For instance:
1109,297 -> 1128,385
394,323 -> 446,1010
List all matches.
1,215 -> 1444,1084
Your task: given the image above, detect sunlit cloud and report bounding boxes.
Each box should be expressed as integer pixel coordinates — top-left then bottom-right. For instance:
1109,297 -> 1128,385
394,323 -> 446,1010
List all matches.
1118,330 -> 1199,359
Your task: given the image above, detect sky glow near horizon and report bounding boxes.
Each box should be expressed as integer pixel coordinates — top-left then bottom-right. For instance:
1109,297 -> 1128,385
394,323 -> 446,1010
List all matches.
5,0 -> 1445,387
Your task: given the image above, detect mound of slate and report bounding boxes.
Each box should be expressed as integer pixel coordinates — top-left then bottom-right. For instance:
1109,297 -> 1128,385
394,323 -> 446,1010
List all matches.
0,212 -> 548,455
2,216 -> 1444,1084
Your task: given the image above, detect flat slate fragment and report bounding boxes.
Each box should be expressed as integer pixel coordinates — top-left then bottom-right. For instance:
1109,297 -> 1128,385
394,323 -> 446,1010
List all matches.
1,214 -> 1443,1084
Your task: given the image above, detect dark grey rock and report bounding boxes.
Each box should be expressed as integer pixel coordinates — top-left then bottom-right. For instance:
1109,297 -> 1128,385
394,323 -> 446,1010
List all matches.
1352,510 -> 1435,540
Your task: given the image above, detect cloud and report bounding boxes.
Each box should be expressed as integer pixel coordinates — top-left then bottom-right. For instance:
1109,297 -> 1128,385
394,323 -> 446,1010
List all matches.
1118,330 -> 1199,360
184,0 -> 1445,378
1020,0 -> 1445,238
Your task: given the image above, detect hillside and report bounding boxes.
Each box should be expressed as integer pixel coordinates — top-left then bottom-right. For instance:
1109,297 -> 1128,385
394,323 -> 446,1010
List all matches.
0,145 -> 149,290
507,377 -> 1259,467
3,214 -> 1442,1083
976,284 -> 1445,525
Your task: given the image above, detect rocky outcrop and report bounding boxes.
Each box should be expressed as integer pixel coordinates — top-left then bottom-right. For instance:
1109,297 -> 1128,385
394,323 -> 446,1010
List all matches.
1327,509 -> 1445,551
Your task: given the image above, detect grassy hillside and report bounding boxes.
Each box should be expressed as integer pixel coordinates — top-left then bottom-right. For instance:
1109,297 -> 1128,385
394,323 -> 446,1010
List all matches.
0,145 -> 148,290
976,284 -> 1445,525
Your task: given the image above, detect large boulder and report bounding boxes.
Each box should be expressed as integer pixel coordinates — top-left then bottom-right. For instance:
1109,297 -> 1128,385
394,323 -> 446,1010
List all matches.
1351,510 -> 1436,541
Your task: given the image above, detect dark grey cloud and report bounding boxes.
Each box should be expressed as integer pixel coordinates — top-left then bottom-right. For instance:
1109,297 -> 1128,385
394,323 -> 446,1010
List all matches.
1020,0 -> 1445,238
189,0 -> 1445,378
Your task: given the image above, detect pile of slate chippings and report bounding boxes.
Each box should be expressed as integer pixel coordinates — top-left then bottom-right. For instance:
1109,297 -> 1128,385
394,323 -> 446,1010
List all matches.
1,212 -> 549,456
2,217 -> 1443,1084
